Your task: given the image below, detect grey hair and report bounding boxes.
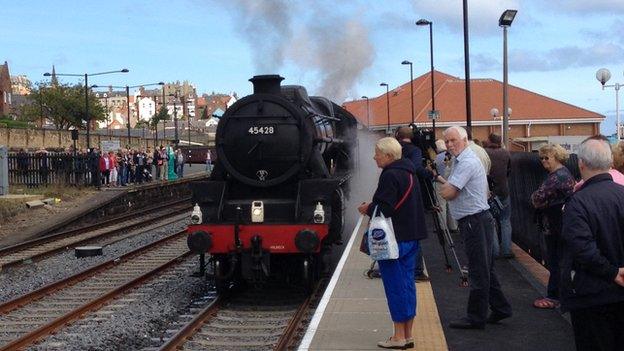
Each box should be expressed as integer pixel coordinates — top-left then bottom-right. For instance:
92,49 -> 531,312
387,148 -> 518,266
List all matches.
375,137 -> 402,161
443,126 -> 468,141
578,139 -> 612,171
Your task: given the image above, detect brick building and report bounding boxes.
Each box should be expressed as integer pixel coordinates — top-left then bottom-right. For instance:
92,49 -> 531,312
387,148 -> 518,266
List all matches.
0,61 -> 12,116
343,71 -> 604,151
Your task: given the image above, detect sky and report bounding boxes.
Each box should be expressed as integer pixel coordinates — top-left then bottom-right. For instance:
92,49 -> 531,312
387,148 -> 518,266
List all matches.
2,0 -> 624,134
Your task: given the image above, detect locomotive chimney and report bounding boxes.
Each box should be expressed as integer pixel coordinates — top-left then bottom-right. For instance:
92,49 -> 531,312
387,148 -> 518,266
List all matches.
249,75 -> 284,95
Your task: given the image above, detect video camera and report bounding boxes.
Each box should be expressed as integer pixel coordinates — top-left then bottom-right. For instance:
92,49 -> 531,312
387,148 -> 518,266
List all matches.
407,123 -> 436,160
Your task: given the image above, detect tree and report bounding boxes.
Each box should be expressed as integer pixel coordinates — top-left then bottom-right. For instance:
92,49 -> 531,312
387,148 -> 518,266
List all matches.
17,82 -> 105,130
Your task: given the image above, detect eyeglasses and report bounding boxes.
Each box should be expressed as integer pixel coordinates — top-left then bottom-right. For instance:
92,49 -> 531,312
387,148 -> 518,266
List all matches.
539,156 -> 549,161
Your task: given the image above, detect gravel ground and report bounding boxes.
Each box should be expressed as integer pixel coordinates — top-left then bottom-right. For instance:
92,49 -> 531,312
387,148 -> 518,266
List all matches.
29,257 -> 214,351
0,220 -> 188,304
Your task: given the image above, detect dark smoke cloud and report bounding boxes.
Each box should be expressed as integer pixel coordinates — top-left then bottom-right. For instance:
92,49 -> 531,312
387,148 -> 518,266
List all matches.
222,0 -> 294,73
217,0 -> 374,103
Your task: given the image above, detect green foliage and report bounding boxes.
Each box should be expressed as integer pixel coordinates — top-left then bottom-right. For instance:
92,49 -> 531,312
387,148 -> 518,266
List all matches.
19,82 -> 106,130
150,106 -> 169,128
0,118 -> 31,128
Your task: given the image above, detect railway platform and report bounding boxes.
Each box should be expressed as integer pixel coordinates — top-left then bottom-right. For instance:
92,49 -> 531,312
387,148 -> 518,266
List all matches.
299,214 -> 576,351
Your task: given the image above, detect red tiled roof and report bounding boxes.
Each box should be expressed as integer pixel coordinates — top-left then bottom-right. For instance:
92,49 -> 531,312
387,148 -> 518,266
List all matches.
343,70 -> 604,128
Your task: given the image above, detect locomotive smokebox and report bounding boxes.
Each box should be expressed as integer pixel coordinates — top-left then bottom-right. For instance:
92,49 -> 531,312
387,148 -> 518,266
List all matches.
249,75 -> 284,95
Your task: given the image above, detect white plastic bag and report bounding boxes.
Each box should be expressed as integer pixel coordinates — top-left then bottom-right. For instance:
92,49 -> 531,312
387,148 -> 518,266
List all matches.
367,206 -> 399,260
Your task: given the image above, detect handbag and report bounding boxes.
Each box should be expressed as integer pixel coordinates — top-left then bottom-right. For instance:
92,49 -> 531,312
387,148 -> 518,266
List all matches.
360,174 -> 413,258
488,195 -> 504,219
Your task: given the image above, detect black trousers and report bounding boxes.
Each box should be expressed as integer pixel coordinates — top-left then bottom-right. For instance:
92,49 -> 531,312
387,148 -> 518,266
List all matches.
570,301 -> 624,351
458,211 -> 512,324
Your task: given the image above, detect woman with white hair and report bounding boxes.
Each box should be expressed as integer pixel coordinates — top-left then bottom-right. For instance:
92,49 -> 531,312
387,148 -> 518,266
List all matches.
358,137 -> 427,349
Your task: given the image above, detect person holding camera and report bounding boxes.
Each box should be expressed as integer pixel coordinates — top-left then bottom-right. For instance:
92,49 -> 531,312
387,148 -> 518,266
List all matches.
396,126 -> 434,282
438,126 -> 512,329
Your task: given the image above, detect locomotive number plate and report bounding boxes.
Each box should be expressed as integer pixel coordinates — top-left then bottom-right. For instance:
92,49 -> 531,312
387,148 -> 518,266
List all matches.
248,126 -> 275,135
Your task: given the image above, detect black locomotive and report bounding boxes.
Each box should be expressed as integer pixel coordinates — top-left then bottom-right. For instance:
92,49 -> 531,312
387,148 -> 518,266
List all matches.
187,75 -> 357,292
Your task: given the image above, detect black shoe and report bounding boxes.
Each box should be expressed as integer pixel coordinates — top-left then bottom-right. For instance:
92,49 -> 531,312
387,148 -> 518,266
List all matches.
487,312 -> 512,324
415,273 -> 430,282
449,318 -> 485,330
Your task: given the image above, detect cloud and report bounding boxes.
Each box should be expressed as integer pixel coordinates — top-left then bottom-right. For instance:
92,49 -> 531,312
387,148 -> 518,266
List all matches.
508,42 -> 624,72
472,53 -> 502,72
410,0 -> 521,36
544,0 -> 624,14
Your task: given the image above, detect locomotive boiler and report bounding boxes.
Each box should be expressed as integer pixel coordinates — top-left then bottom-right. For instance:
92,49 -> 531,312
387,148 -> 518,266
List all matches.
186,75 -> 357,292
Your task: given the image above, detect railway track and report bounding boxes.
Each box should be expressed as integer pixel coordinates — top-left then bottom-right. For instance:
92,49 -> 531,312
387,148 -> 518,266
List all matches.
158,283 -> 323,351
0,230 -> 190,351
0,199 -> 192,270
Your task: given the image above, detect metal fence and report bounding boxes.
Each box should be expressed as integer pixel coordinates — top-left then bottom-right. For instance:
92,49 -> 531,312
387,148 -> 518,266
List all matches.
7,152 -> 100,188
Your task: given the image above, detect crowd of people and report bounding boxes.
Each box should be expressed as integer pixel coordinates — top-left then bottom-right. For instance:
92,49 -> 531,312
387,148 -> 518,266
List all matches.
358,125 -> 624,350
97,144 -> 188,186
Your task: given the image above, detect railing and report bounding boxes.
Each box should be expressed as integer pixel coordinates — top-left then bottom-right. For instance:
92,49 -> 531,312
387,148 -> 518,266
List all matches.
7,152 -> 100,188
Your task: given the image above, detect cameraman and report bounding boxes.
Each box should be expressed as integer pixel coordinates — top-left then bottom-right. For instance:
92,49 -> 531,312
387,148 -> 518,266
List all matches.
396,126 -> 434,282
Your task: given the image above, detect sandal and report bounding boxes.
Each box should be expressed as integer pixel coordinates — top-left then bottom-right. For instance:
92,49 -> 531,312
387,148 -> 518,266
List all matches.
533,297 -> 560,309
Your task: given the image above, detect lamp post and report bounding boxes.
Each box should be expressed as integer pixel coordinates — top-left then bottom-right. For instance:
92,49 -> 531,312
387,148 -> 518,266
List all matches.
380,83 -> 390,134
186,99 -> 193,147
596,68 -> 623,140
94,82 -> 164,147
401,60 -> 415,124
416,19 -> 437,137
43,69 -> 129,149
361,96 -> 370,128
499,9 -> 518,148
169,92 -> 180,145
462,0 -> 473,135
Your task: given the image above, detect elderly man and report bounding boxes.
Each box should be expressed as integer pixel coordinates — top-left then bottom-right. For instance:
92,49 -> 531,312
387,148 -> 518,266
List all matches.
560,137 -> 624,351
436,126 -> 512,329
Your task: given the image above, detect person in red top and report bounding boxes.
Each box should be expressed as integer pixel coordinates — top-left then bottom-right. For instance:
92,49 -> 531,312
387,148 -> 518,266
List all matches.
99,151 -> 111,186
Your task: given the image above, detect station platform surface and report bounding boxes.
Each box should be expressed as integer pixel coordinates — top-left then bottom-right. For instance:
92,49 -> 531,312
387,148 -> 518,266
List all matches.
299,214 -> 576,351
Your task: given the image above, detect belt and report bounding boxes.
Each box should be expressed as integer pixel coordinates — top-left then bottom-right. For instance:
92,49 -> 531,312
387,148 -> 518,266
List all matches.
458,210 -> 489,223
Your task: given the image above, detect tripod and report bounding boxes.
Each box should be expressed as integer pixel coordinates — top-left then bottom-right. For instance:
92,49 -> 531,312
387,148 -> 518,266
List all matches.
421,175 -> 468,287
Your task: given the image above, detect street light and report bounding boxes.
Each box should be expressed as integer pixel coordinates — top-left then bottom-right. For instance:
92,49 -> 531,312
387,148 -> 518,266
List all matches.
43,68 -> 129,149
361,96 -> 370,128
186,98 -> 194,147
169,92 -> 181,145
94,82 -> 164,146
416,19 -> 437,138
401,60 -> 415,124
499,9 -> 517,148
380,83 -> 390,134
596,68 -> 623,139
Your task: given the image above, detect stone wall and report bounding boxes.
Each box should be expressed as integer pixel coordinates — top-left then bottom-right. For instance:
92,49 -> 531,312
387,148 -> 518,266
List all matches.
0,127 -> 157,151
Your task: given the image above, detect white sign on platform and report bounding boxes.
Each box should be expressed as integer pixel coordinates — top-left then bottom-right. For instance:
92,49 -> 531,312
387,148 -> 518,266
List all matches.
101,140 -> 121,153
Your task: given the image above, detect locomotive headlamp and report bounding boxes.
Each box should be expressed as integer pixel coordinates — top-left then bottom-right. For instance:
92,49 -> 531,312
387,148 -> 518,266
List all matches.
313,202 -> 325,223
190,203 -> 202,224
251,201 -> 264,223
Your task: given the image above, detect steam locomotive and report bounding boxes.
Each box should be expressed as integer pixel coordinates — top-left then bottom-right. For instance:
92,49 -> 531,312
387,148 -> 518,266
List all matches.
186,75 -> 357,292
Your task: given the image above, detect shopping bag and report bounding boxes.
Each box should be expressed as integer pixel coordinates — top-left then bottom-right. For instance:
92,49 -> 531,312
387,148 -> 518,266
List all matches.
367,206 -> 399,260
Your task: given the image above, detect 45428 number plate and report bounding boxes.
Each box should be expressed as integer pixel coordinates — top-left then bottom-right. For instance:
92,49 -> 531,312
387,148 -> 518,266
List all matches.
247,126 -> 275,135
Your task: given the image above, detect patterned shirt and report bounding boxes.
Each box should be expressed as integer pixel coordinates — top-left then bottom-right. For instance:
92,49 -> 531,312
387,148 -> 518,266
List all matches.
531,166 -> 575,209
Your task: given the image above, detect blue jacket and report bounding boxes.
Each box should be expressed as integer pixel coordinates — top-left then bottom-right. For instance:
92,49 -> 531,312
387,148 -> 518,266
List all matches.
560,173 -> 624,311
399,141 -> 434,181
367,158 -> 428,242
